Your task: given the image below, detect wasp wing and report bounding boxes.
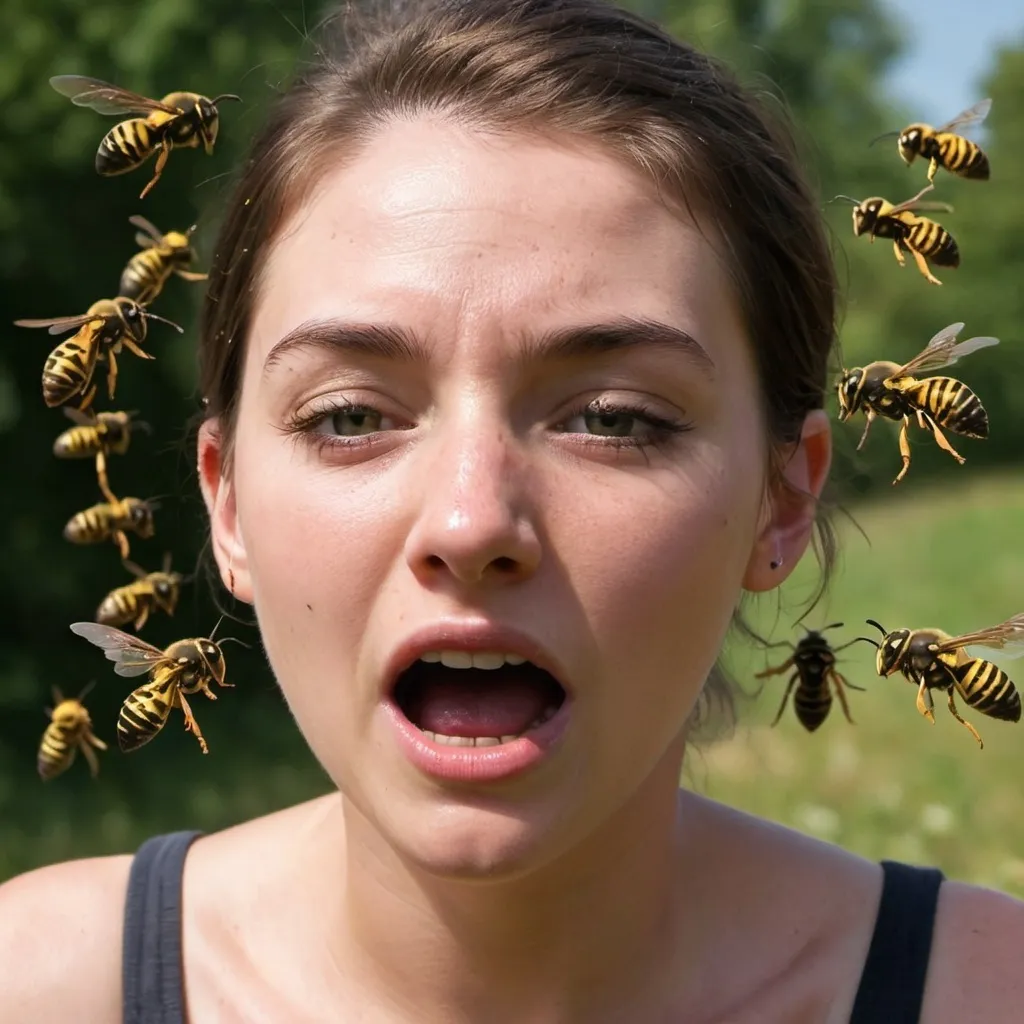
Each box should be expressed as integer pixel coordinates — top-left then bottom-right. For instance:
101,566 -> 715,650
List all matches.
70,622 -> 166,677
938,98 -> 992,135
896,323 -> 999,376
49,75 -> 180,116
128,215 -> 164,246
62,405 -> 96,426
887,184 -> 954,218
14,312 -> 107,336
933,614 -> 1024,655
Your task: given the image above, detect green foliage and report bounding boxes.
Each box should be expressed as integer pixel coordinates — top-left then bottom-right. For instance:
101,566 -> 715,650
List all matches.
1,0 -> 1022,885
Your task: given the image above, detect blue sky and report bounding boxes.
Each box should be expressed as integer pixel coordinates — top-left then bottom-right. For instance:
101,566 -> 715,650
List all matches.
882,0 -> 1024,123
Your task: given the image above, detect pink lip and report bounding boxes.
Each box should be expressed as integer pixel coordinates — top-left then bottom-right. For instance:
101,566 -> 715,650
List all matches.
380,619 -> 572,783
381,698 -> 571,783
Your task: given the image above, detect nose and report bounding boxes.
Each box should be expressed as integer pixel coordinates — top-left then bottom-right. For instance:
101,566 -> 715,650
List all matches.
403,422 -> 542,589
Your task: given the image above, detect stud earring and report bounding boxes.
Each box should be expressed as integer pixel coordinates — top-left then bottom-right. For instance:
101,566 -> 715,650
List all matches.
770,543 -> 783,571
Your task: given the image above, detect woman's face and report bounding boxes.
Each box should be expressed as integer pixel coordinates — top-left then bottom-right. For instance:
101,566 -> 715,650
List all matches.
202,117 -> 816,878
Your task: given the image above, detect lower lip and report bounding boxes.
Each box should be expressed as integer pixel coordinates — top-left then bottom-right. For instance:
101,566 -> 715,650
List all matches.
381,699 -> 571,783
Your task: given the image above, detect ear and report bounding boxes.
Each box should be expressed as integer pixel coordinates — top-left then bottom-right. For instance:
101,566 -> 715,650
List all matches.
742,409 -> 832,593
197,420 -> 254,603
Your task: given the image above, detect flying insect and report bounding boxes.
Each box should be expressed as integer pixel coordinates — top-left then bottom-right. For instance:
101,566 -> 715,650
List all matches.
96,553 -> 186,631
859,614 -> 1024,749
756,622 -> 865,732
871,99 -> 992,184
14,297 -> 181,409
37,682 -> 108,780
119,215 -> 207,304
63,496 -> 157,560
836,321 -> 998,485
50,75 -> 241,199
70,621 -> 237,754
831,184 -> 958,285
53,406 -> 149,503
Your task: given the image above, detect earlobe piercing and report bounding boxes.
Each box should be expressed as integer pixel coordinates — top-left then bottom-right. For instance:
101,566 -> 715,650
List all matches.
770,544 -> 783,571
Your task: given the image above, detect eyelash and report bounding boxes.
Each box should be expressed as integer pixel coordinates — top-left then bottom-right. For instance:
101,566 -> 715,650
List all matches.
283,397 -> 693,455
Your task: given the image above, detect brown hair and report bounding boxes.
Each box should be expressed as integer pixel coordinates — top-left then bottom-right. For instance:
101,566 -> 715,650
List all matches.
199,0 -> 838,732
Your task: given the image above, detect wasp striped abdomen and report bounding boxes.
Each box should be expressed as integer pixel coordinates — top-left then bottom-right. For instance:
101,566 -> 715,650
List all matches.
903,219 -> 959,268
117,675 -> 177,752
43,339 -> 99,408
96,119 -> 159,176
955,659 -> 1021,722
933,133 -> 990,180
902,377 -> 989,438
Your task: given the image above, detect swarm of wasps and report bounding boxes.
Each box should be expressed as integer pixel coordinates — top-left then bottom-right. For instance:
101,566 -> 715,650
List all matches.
762,98 -> 1023,750
21,74 -> 243,781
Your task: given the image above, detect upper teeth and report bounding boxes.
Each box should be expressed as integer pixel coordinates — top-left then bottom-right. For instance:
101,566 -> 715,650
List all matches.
419,651 -> 528,670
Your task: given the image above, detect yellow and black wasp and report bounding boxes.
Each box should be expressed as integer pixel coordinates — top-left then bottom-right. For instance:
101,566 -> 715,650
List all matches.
119,215 -> 208,305
836,321 -> 998,485
50,75 -> 241,199
756,623 -> 864,732
63,496 -> 157,561
859,614 -> 1024,749
14,297 -> 181,410
872,98 -> 992,184
96,553 -> 187,631
832,184 -> 958,285
70,621 -> 239,755
53,406 -> 149,504
37,682 -> 108,780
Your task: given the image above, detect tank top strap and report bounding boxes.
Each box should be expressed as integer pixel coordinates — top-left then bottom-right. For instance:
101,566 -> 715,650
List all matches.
849,859 -> 945,1024
122,830 -> 203,1024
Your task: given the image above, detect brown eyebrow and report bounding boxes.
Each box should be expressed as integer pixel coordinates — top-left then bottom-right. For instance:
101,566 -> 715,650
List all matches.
262,316 -> 714,377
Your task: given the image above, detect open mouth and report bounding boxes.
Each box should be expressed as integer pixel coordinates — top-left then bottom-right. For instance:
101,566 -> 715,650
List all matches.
392,653 -> 568,747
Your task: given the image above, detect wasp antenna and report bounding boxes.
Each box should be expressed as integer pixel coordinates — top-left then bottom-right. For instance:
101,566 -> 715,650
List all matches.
827,195 -> 861,206
76,679 -> 98,701
850,636 -> 880,649
162,551 -> 173,572
142,311 -> 185,333
218,636 -> 251,650
51,685 -> 65,706
865,618 -> 888,636
133,419 -> 153,435
209,613 -> 226,641
211,93 -> 242,105
868,129 -> 901,147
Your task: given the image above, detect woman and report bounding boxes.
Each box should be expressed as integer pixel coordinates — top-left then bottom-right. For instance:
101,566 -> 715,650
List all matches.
3,1 -> 1021,1020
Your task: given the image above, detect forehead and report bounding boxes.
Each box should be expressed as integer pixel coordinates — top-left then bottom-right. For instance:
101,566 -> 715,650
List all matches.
252,116 -> 744,367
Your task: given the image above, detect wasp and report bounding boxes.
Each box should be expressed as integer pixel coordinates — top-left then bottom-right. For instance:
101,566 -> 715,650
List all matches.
96,553 -> 187,631
756,622 -> 864,732
836,321 -> 998,485
37,682 -> 108,780
14,297 -> 181,410
50,75 -> 241,199
859,614 -> 1024,749
832,184 -> 958,285
63,496 -> 157,561
119,215 -> 208,305
872,98 -> 992,184
70,621 -> 239,755
53,406 -> 149,504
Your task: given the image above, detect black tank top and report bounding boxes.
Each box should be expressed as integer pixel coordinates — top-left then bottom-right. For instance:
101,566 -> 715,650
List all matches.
121,832 -> 945,1023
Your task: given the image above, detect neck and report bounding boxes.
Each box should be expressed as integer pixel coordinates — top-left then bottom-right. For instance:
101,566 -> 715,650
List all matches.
316,737 -> 688,1022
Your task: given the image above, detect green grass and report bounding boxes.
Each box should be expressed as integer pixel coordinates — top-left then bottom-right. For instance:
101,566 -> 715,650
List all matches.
692,470 -> 1024,896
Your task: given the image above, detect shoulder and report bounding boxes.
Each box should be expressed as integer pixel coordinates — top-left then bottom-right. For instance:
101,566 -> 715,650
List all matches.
0,853 -> 132,1023
921,879 -> 1024,1023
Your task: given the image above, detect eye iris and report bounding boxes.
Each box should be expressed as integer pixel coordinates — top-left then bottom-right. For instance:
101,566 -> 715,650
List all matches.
585,410 -> 633,437
331,408 -> 381,436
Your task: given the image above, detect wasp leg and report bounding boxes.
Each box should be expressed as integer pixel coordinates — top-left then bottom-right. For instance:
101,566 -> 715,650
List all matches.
829,670 -> 860,725
96,452 -> 118,505
175,270 -> 209,282
910,248 -> 943,285
915,676 -> 935,723
920,413 -> 967,465
856,410 -> 876,451
80,739 -> 101,778
106,349 -> 119,400
176,690 -> 209,754
87,730 -> 108,751
133,603 -> 151,632
893,417 -> 913,485
892,239 -> 906,266
946,689 -> 984,749
77,383 -> 98,413
927,158 -> 938,183
755,655 -> 795,679
113,529 -> 131,561
139,143 -> 171,200
770,673 -> 800,728
119,334 -> 155,362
